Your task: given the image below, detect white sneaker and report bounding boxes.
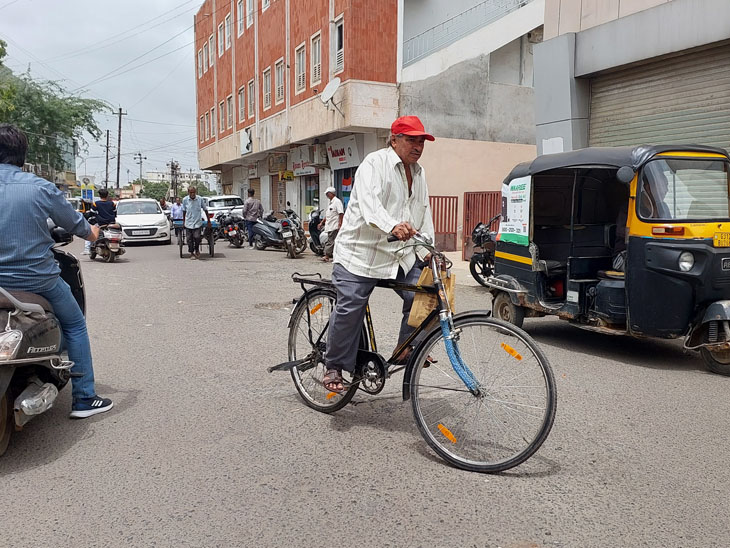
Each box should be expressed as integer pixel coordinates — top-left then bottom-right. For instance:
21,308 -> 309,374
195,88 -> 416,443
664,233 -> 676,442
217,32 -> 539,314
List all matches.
81,250 -> 90,255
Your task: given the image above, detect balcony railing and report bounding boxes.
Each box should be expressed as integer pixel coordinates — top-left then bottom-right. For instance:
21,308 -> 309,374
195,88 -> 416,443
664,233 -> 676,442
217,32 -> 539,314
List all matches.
403,0 -> 534,67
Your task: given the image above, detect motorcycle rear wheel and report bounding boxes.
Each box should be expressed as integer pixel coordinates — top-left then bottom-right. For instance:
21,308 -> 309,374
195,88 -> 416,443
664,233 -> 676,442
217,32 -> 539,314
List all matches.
103,251 -> 115,263
286,239 -> 297,258
89,250 -> 97,260
0,391 -> 13,457
231,235 -> 243,248
295,234 -> 307,255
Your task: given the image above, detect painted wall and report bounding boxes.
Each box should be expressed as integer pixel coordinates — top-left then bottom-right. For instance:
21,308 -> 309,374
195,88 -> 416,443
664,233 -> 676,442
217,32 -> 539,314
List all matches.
419,138 -> 536,246
400,45 -> 536,145
403,0 -> 487,41
544,0 -> 671,39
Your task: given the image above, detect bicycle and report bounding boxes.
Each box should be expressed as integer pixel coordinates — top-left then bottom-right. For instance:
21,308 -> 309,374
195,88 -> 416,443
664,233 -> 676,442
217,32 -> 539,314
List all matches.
269,233 -> 557,473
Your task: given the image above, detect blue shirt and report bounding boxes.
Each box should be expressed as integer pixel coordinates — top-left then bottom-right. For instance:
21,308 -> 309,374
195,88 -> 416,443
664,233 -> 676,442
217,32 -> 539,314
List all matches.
182,196 -> 207,229
0,164 -> 91,292
171,203 -> 184,220
92,199 -> 116,225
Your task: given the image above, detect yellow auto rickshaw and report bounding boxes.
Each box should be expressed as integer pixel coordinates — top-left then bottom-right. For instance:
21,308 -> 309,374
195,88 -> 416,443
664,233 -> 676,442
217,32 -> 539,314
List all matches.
487,145 -> 730,375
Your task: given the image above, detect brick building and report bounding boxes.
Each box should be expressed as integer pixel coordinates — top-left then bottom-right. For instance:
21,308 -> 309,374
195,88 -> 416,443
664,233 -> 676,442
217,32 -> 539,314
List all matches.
195,0 -> 541,249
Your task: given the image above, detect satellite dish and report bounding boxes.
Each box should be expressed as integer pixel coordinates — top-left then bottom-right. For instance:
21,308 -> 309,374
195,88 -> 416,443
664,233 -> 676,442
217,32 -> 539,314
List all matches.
320,77 -> 341,105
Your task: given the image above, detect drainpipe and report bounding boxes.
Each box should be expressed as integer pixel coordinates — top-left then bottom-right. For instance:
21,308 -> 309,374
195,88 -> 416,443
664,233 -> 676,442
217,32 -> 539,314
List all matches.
397,0 -> 404,85
285,0 -> 291,143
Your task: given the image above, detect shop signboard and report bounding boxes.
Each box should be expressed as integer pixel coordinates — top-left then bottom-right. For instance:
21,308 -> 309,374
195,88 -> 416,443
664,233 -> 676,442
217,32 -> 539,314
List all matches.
247,164 -> 258,178
326,135 -> 360,170
267,154 -> 287,174
291,145 -> 317,176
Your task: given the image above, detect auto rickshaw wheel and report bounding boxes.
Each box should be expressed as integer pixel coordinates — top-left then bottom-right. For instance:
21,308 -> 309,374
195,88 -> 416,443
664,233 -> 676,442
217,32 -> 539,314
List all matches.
492,292 -> 525,329
700,347 -> 730,376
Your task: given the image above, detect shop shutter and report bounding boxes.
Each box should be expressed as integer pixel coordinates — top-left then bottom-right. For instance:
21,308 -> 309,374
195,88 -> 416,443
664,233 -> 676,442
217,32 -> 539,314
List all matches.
589,43 -> 730,152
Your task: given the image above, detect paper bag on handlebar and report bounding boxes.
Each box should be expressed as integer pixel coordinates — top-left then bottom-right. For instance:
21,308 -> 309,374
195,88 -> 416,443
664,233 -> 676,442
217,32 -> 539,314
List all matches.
407,266 -> 455,328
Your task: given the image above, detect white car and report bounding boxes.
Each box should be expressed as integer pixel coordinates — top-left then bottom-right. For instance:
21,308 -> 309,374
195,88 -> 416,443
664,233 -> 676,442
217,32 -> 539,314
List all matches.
116,198 -> 171,244
204,195 -> 244,220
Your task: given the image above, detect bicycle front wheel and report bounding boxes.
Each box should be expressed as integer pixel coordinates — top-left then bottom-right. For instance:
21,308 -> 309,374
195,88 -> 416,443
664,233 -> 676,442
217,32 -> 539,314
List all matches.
288,288 -> 359,413
410,315 -> 556,473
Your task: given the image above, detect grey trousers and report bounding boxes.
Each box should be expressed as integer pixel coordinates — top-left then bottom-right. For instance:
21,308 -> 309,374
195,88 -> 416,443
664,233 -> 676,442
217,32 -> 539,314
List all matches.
325,263 -> 423,373
323,228 -> 338,258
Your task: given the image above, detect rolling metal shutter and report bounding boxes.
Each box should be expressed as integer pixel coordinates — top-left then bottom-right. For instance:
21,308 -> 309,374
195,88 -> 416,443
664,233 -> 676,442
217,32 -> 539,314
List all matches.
589,44 -> 730,152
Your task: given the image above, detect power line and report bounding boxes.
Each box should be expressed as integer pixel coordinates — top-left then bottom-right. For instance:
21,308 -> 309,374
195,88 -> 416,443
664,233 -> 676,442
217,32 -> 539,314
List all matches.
0,0 -> 23,10
129,54 -> 189,109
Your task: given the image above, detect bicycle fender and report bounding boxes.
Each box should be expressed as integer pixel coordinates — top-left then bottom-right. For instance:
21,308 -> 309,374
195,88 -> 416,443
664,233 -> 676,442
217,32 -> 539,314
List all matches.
401,309 -> 492,401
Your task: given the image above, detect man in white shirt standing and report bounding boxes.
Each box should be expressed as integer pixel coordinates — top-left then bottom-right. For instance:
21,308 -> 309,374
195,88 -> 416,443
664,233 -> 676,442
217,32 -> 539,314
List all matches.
323,116 -> 436,393
318,185 -> 344,262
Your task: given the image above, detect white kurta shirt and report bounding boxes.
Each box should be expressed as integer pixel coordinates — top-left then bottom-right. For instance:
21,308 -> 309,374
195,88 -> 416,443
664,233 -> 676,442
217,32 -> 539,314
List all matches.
333,147 -> 435,279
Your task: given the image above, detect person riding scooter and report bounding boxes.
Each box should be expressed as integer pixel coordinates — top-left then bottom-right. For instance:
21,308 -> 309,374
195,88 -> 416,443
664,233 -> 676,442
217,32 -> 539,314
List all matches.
84,188 -> 117,255
0,123 -> 113,418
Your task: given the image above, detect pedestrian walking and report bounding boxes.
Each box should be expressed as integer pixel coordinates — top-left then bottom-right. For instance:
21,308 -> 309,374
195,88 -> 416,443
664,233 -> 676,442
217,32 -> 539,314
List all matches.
242,188 -> 263,248
182,186 -> 210,259
319,186 -> 344,262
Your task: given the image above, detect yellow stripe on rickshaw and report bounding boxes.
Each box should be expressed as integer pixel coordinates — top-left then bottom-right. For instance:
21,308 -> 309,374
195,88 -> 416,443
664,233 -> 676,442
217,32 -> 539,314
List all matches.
495,251 -> 532,265
655,152 -> 728,159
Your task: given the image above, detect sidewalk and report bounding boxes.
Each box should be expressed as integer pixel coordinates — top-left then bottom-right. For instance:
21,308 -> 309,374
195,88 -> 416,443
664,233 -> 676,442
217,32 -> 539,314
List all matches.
443,251 -> 480,287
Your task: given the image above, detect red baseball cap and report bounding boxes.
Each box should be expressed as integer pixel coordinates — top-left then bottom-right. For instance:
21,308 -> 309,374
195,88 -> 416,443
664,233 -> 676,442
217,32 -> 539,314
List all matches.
391,116 -> 435,141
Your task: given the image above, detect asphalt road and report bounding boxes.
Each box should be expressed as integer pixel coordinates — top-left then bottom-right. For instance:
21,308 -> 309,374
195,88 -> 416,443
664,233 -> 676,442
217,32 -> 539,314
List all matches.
3,239 -> 729,548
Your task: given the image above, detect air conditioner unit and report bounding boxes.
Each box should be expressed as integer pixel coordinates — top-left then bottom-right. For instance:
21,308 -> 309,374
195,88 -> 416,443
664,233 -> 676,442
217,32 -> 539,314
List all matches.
311,144 -> 328,166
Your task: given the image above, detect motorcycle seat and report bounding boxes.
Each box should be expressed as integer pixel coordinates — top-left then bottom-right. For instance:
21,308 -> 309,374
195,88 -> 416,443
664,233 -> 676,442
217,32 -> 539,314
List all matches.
0,290 -> 53,313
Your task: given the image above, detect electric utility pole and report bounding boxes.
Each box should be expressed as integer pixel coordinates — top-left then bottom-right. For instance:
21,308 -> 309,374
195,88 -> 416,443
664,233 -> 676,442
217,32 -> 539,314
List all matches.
167,159 -> 180,199
115,107 -> 127,191
104,130 -> 110,188
133,152 -> 147,183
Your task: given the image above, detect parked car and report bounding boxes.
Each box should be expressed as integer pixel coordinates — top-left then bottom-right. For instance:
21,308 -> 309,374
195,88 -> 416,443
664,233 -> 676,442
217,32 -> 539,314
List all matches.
116,198 -> 171,244
203,195 -> 245,220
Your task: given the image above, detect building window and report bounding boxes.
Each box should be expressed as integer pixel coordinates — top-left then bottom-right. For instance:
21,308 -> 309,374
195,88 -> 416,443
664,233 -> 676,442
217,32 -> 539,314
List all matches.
208,35 -> 215,67
275,59 -> 284,104
263,68 -> 271,109
238,86 -> 246,122
226,95 -> 234,128
334,17 -> 344,73
203,43 -> 209,72
225,13 -> 232,49
237,0 -> 244,36
295,44 -> 305,93
248,79 -> 255,117
197,49 -> 203,78
219,101 -> 225,132
199,116 -> 204,142
311,33 -> 321,86
205,112 -> 210,139
262,0 -> 269,11
246,0 -> 254,28
218,24 -> 224,56
211,107 -> 216,136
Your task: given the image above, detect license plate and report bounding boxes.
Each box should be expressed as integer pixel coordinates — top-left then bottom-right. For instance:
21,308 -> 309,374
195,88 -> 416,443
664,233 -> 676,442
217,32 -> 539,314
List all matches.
131,230 -> 148,236
281,230 -> 293,238
229,230 -> 237,236
714,233 -> 730,247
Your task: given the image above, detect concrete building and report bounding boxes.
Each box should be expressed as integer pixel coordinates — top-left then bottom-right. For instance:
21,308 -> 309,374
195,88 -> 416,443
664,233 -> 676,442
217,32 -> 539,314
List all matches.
535,0 -> 730,155
145,169 -> 215,192
194,0 -> 543,249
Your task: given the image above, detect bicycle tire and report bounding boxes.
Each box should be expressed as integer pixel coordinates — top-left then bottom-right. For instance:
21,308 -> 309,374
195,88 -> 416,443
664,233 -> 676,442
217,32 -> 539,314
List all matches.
410,314 -> 556,473
288,288 -> 359,413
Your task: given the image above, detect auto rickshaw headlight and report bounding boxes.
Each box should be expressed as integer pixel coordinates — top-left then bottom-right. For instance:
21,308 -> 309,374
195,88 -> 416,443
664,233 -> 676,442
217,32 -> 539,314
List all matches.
678,251 -> 695,272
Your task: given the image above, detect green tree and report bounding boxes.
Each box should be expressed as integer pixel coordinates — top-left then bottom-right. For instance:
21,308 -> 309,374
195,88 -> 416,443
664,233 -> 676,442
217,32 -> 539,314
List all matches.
196,184 -> 215,197
0,40 -> 108,170
139,181 -> 171,201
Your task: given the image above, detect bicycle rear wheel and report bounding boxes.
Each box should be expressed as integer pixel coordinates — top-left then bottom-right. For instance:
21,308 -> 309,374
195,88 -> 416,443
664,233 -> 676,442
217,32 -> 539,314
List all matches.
410,315 -> 556,473
288,288 -> 359,413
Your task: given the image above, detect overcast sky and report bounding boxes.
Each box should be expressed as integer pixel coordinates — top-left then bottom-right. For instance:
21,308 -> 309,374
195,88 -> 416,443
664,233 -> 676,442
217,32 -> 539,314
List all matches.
1,0 -> 200,185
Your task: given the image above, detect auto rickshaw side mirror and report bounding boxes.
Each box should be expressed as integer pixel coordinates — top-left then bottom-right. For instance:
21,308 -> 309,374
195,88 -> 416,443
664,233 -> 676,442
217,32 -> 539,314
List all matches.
616,166 -> 635,184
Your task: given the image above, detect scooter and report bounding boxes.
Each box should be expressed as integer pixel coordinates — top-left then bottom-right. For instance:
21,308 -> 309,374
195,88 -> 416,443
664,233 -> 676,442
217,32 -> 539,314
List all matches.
251,209 -> 307,258
469,213 -> 500,287
0,223 -> 82,456
307,208 -> 327,256
90,224 -> 125,263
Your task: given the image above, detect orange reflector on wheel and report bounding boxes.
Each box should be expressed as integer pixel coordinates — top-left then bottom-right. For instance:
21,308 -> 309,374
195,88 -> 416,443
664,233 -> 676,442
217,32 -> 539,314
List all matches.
326,391 -> 337,400
437,423 -> 457,444
501,342 -> 522,361
310,303 -> 322,315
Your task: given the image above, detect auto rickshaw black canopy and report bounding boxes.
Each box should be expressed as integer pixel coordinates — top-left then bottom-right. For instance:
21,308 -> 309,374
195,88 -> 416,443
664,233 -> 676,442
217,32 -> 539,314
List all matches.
505,144 -> 730,182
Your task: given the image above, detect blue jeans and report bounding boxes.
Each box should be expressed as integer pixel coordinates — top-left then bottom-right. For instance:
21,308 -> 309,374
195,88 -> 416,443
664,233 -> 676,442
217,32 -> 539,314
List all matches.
37,277 -> 95,403
245,220 -> 256,246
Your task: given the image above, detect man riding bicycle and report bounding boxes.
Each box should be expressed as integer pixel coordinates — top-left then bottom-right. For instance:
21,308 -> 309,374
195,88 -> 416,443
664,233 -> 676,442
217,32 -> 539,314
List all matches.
323,116 -> 436,393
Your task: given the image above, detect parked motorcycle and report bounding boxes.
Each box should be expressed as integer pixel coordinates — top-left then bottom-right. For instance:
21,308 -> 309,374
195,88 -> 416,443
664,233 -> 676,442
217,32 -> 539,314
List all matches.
0,223 -> 82,456
215,211 -> 246,248
251,209 -> 307,258
469,213 -> 500,287
307,208 -> 327,256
